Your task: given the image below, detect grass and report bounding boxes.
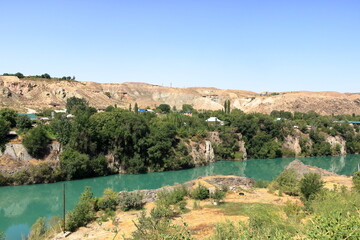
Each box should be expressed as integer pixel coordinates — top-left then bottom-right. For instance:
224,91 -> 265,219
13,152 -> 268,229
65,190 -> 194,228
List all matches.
207,202 -> 280,216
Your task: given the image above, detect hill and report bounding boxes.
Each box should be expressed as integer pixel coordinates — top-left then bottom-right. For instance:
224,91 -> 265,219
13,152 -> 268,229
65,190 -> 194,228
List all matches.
1,76 -> 360,115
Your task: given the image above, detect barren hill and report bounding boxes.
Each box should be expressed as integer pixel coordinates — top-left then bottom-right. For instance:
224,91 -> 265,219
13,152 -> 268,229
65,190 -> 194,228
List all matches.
1,76 -> 360,115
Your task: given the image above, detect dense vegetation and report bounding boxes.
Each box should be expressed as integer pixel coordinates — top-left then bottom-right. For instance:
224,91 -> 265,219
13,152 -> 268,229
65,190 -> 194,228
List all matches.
1,98 -> 360,186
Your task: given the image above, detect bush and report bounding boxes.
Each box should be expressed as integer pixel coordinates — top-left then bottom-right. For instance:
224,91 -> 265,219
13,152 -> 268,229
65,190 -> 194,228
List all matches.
157,185 -> 188,206
254,179 -> 270,188
12,169 -> 30,185
190,184 -> 209,200
28,217 -> 47,240
353,171 -> 360,192
98,188 -> 119,210
210,188 -> 226,202
29,163 -> 54,184
299,173 -> 324,201
66,187 -> 96,231
306,212 -> 360,239
23,125 -> 51,158
130,211 -> 192,240
16,115 -> 32,130
274,169 -> 300,196
118,191 -> 144,211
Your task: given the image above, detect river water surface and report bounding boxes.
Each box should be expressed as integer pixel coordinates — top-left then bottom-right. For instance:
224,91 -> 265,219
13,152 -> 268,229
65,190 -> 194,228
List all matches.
1,155 -> 359,240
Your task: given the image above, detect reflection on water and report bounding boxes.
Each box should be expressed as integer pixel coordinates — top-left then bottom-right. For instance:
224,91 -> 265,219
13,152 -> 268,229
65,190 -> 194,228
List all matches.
0,154 -> 359,240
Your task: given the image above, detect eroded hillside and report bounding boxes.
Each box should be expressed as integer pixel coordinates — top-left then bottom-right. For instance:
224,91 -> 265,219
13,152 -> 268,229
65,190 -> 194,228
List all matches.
1,76 -> 360,115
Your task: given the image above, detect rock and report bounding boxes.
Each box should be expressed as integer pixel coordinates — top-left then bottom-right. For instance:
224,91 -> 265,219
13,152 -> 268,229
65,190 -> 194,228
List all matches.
285,159 -> 339,177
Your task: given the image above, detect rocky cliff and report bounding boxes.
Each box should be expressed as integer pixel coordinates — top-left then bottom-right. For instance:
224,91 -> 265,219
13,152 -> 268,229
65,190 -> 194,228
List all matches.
1,76 -> 360,115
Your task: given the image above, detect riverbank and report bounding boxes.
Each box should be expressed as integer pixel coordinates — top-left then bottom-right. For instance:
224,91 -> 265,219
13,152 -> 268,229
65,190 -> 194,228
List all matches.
1,155 -> 359,240
50,173 -> 354,240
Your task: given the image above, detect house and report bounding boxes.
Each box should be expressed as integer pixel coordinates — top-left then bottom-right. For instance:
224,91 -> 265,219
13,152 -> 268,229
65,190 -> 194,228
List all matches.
206,117 -> 225,125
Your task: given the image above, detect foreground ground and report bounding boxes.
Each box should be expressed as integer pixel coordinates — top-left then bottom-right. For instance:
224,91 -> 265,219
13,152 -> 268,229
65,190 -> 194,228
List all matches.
51,174 -> 353,240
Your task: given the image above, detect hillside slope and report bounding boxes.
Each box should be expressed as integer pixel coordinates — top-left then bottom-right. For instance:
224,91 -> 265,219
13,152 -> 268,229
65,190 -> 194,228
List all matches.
1,76 -> 360,115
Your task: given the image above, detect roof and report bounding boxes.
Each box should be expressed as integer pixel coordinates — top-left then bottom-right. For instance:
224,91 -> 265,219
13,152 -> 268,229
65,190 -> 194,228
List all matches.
206,117 -> 222,122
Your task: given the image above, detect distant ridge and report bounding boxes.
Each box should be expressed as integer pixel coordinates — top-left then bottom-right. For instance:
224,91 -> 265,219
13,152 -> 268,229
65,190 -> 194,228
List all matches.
1,76 -> 360,115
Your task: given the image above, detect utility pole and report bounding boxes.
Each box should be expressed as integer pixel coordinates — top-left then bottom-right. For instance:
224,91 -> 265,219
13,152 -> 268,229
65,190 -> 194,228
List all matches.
63,183 -> 66,233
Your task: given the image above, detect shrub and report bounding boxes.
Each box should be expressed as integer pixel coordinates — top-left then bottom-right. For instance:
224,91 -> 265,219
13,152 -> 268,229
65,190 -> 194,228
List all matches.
254,179 -> 270,188
190,184 -> 209,200
98,188 -> 119,210
299,173 -> 324,201
23,125 -> 51,158
118,191 -> 144,211
157,185 -> 188,206
306,212 -> 360,239
352,171 -> 360,192
12,169 -> 30,185
28,217 -> 47,240
274,169 -> 300,196
210,188 -> 226,202
66,187 -> 97,231
29,163 -> 54,184
130,211 -> 192,240
16,115 -> 32,130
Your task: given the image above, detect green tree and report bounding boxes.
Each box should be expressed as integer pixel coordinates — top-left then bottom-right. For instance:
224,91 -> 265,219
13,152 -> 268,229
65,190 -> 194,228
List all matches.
66,187 -> 96,231
16,115 -> 32,130
0,108 -> 18,127
66,96 -> 89,114
182,104 -> 194,112
23,125 -> 51,158
299,173 -> 324,201
15,72 -> 24,78
134,102 -> 139,113
60,148 -> 90,180
157,104 -> 171,113
0,118 -> 10,145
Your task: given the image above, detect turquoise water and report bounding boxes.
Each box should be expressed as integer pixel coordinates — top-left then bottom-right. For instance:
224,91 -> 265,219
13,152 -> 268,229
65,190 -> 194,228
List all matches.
0,155 -> 359,240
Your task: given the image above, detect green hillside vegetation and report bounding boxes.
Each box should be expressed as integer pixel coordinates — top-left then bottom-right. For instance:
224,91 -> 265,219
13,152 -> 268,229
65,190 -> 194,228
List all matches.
1,98 -> 360,186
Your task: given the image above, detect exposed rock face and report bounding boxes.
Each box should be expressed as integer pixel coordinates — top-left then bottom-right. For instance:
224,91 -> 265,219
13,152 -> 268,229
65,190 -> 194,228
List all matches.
282,135 -> 302,156
285,159 -> 339,177
2,76 -> 360,115
189,140 -> 216,166
0,142 -> 61,173
326,135 -> 347,155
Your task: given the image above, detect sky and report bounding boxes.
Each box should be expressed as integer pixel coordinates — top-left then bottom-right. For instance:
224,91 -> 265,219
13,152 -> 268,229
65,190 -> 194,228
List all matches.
0,0 -> 359,92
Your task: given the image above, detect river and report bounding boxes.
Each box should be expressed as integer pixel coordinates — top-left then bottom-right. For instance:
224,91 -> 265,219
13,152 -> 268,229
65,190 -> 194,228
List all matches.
1,155 -> 359,240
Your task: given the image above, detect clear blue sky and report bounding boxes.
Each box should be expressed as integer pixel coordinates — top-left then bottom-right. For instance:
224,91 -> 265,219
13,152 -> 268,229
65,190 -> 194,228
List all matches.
1,0 -> 359,92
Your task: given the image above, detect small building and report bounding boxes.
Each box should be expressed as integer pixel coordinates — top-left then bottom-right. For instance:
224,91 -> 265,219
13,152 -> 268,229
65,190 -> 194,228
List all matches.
66,114 -> 75,118
206,117 -> 225,125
